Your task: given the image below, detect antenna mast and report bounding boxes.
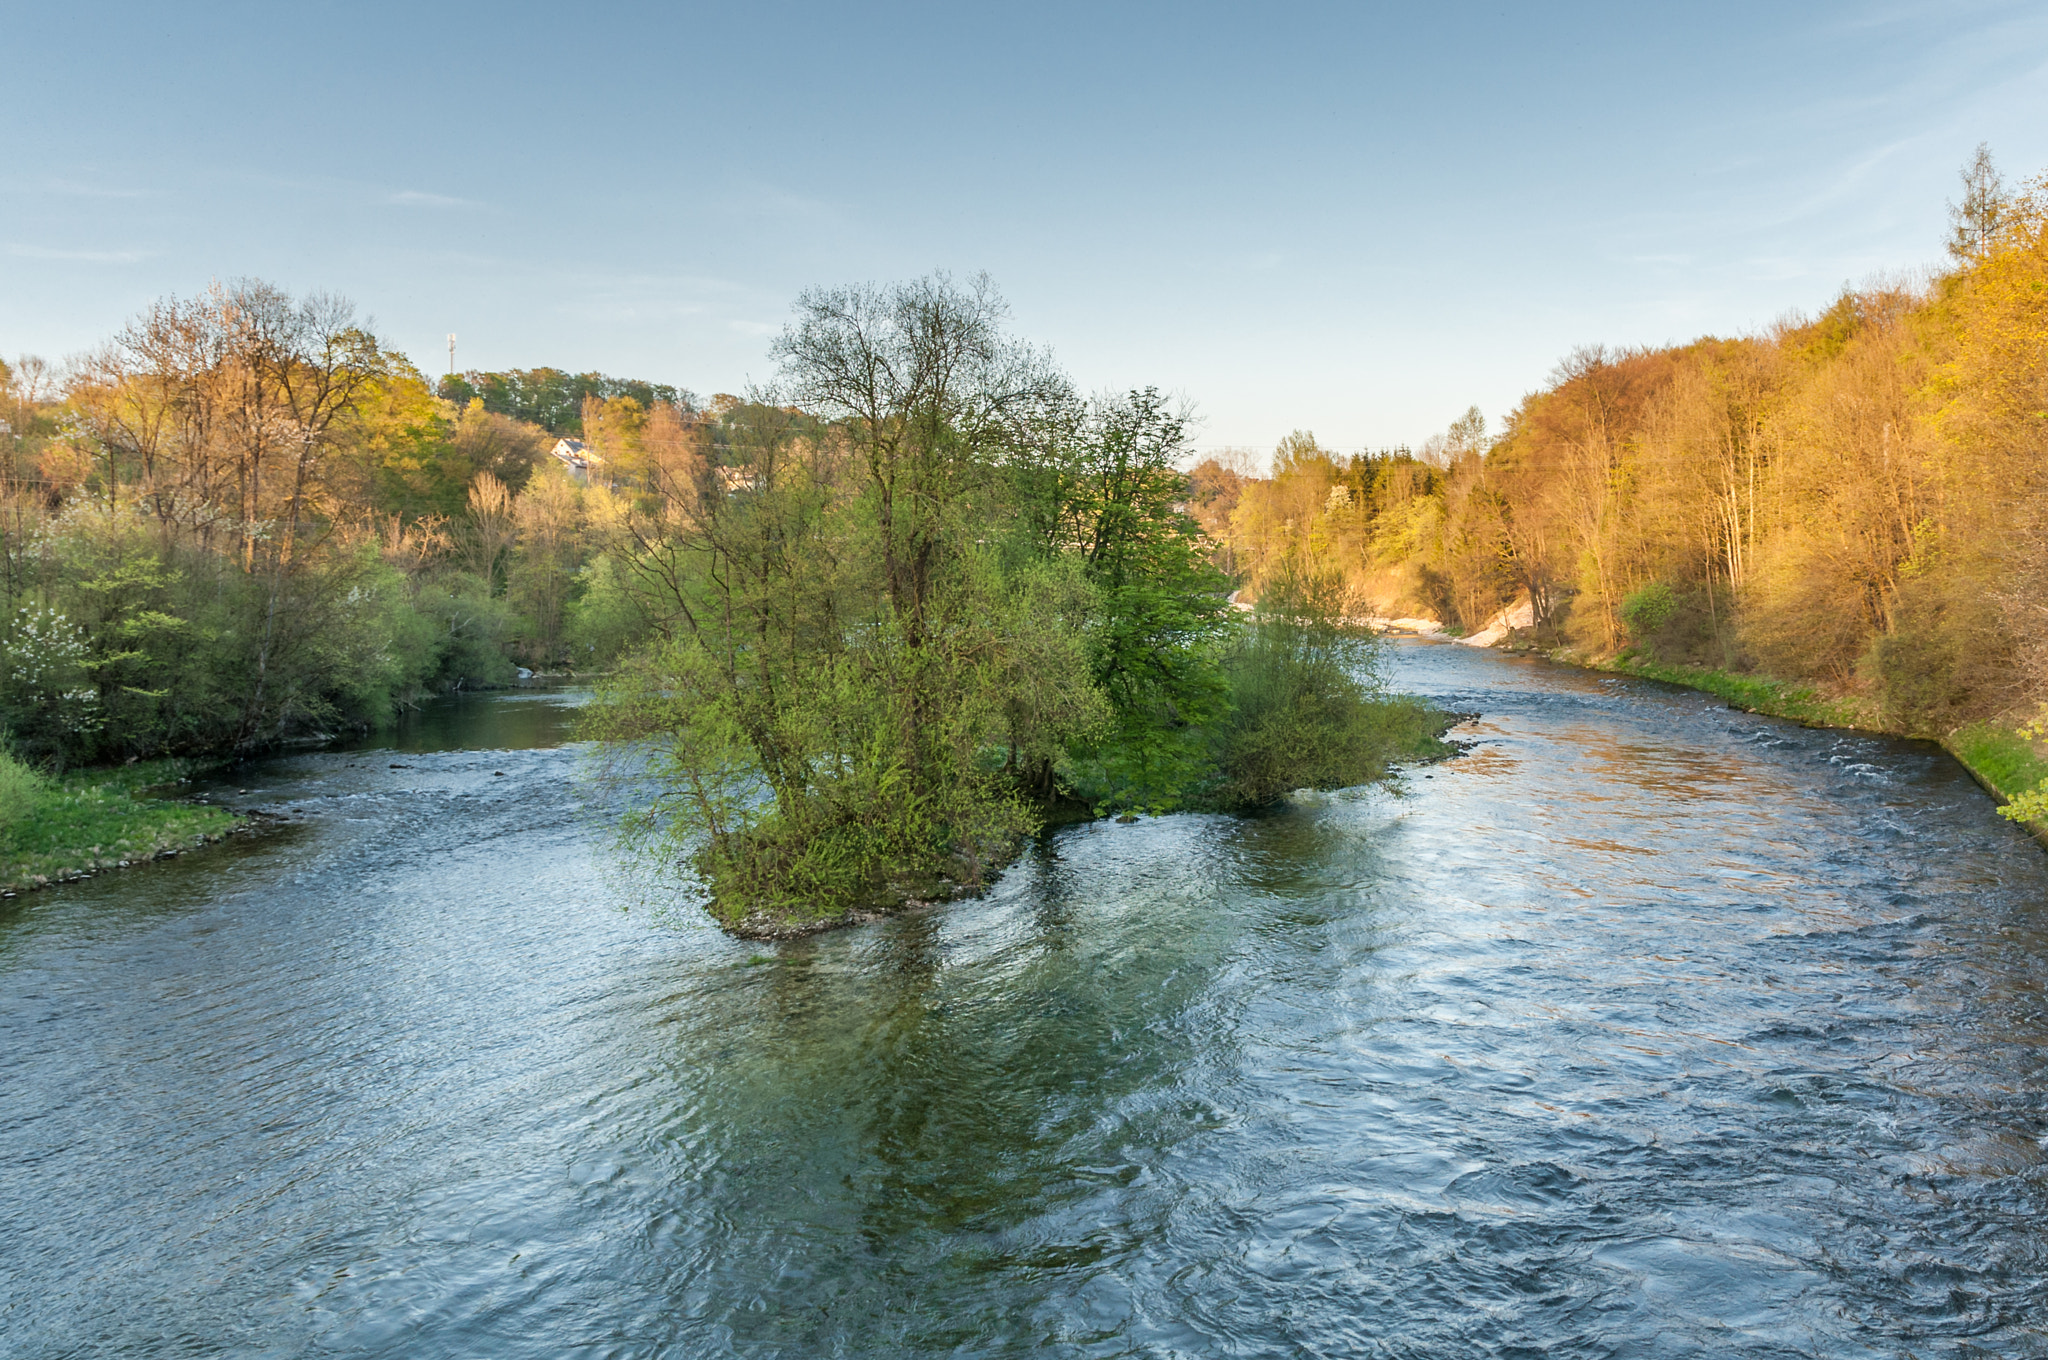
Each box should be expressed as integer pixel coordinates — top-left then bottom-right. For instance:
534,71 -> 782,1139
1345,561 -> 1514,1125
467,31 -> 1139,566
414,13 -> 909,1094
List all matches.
446,333 -> 456,378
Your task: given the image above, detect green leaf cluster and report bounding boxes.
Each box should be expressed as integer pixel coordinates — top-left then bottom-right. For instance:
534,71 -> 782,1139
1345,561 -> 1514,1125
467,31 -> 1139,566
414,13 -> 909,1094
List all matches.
586,277 -> 1454,930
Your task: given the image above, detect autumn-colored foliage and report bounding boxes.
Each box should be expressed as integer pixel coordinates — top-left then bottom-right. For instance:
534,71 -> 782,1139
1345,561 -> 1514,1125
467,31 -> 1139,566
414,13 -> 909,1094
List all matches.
1209,170 -> 2048,743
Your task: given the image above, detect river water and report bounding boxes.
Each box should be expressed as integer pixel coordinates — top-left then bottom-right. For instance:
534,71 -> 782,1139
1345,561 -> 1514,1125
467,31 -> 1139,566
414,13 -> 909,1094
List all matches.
4,643 -> 2047,1358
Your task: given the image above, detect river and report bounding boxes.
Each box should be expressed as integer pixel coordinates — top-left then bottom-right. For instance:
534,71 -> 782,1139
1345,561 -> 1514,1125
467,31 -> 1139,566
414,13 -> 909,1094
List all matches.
3,642 -> 2046,1357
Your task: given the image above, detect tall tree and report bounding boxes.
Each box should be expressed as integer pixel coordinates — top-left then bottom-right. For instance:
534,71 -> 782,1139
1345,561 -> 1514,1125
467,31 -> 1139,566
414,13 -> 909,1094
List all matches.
1948,142 -> 2008,263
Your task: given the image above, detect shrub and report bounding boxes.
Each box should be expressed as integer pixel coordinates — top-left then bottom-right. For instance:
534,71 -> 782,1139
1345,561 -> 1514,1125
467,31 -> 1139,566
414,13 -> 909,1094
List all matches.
1619,581 -> 1679,640
0,748 -> 47,829
562,555 -> 649,670
1212,575 -> 1453,807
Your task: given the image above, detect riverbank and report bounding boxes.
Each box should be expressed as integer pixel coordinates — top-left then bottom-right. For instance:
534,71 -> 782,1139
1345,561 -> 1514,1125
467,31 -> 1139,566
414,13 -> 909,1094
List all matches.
0,754 -> 242,895
1948,721 -> 2048,840
1527,645 -> 2048,846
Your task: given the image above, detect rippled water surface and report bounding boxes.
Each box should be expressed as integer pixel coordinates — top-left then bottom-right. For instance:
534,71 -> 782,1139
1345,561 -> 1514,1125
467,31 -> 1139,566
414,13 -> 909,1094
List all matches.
5,646 -> 2048,1357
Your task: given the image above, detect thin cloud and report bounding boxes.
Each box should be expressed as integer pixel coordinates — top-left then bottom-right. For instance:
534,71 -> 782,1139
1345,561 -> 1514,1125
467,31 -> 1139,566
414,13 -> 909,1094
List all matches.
713,182 -> 842,225
25,179 -> 151,200
5,243 -> 153,264
560,300 -> 712,324
388,189 -> 481,209
1738,256 -> 1817,283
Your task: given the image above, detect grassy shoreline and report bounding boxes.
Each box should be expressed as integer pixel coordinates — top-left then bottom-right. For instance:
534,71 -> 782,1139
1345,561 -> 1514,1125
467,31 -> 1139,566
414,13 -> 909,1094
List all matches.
1539,645 -> 2048,847
1,755 -> 242,896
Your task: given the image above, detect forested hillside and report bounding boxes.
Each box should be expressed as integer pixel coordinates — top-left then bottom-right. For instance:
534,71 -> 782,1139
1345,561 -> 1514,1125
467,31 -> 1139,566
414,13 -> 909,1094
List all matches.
0,282 -> 738,767
1201,157 -> 2048,764
437,367 -> 688,436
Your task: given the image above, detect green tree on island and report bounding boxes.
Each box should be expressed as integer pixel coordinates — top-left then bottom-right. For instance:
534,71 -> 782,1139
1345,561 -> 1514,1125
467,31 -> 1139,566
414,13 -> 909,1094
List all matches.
584,275 -> 1447,933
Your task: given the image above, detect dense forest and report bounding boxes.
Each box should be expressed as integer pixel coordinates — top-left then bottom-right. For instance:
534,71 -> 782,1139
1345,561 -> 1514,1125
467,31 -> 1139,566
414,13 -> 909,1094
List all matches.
0,277 -> 1444,926
0,284 -> 688,767
1194,152 -> 2048,825
437,367 -> 690,437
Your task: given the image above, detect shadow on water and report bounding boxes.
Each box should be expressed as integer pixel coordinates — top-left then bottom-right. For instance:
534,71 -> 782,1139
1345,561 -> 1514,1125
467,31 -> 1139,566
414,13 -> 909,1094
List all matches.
5,645 -> 2048,1357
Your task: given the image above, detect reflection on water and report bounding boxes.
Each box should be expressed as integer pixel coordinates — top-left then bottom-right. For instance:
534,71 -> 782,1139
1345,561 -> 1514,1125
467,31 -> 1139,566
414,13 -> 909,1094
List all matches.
4,647 -> 2047,1357
329,682 -> 588,754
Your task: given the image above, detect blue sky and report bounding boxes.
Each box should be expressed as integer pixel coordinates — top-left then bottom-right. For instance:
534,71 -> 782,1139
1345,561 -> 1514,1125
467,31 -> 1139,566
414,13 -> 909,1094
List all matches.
4,1 -> 2046,452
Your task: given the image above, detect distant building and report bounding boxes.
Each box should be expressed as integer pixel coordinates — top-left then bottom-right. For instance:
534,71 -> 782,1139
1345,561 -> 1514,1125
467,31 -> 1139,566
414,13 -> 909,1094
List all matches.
551,438 -> 603,481
716,466 -> 760,494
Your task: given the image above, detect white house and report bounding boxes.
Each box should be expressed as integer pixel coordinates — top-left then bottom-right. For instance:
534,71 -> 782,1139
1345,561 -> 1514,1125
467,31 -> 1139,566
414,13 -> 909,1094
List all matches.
550,438 -> 602,481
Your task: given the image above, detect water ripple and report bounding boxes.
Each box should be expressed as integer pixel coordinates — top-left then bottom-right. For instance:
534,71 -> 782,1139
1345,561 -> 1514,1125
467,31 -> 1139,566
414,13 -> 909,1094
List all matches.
4,656 -> 2048,1356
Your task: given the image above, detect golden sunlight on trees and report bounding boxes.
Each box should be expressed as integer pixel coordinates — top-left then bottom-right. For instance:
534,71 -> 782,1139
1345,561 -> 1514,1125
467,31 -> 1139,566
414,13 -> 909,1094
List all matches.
0,281 -> 705,763
4,148 -> 2042,908
1204,157 -> 2048,743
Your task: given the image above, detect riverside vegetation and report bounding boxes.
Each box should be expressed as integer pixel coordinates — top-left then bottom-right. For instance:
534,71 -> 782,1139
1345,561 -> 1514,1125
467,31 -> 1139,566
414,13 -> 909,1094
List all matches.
0,749 -> 235,892
581,278 -> 1454,933
7,148 -> 2041,920
1189,148 -> 2048,838
0,286 -> 705,891
0,276 -> 1451,927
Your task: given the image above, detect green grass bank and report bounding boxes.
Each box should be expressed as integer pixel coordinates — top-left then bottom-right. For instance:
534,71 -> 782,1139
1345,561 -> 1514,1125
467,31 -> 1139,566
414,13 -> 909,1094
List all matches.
0,753 -> 241,895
